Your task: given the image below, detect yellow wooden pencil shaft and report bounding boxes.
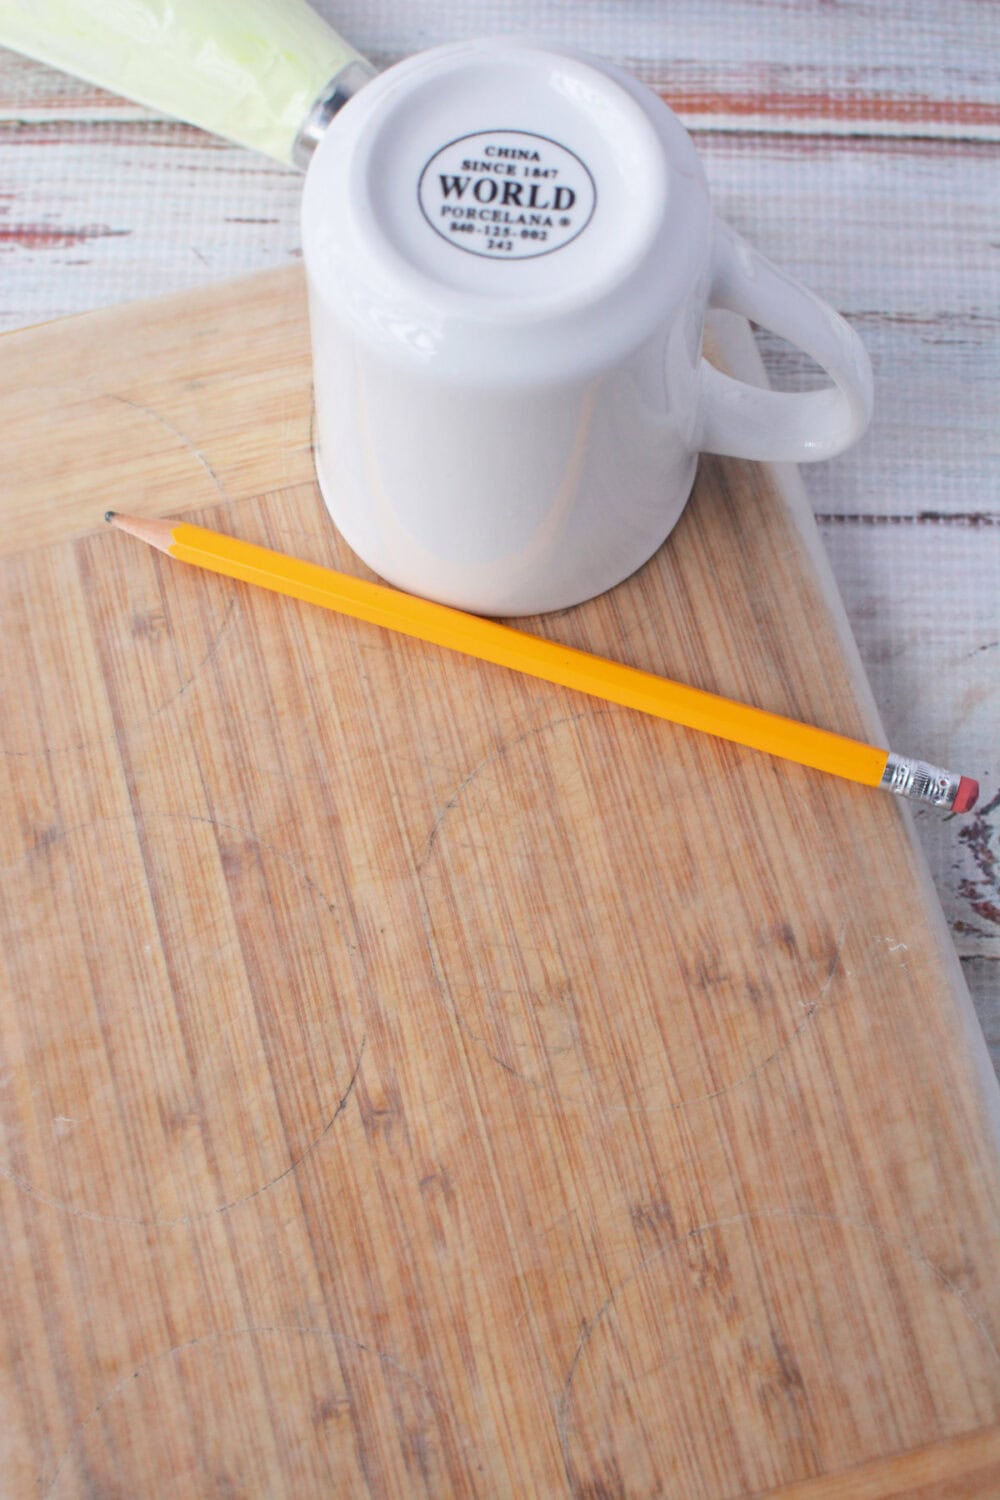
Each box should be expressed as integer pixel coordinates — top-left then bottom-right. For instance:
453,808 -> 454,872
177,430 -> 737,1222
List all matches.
169,521 -> 889,789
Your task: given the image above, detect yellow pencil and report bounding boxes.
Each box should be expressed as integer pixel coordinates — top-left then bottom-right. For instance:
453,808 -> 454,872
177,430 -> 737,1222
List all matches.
106,512 -> 977,813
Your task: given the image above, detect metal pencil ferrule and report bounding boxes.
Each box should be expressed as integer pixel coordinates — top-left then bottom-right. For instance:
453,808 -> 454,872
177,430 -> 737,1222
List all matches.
293,60 -> 378,170
880,752 -> 960,809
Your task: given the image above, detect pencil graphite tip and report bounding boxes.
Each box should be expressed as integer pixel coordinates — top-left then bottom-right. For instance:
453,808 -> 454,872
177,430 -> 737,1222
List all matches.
101,511 -> 175,553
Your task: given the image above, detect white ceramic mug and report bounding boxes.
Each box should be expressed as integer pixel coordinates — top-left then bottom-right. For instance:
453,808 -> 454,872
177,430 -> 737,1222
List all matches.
302,38 -> 872,615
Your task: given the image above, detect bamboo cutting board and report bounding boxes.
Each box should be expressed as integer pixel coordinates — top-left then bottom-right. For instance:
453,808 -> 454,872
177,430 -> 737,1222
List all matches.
1,269 -> 998,1499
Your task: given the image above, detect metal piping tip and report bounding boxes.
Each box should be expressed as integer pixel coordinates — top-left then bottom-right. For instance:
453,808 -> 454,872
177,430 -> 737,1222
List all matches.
292,59 -> 378,170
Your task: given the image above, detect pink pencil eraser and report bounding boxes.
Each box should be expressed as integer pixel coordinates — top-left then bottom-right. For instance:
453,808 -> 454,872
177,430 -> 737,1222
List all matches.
952,776 -> 979,813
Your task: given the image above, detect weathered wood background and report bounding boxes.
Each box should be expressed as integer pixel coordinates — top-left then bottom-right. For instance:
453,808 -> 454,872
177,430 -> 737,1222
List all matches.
0,0 -> 997,1063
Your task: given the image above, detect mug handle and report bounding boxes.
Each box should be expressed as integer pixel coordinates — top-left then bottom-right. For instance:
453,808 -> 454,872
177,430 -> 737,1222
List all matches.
695,220 -> 873,463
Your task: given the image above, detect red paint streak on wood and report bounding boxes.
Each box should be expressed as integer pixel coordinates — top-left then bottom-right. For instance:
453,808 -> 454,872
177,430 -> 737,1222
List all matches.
0,87 -> 139,113
2,76 -> 997,135
0,121 -> 233,149
696,133 -> 998,163
0,223 -> 130,250
959,794 -> 1000,929
5,120 -> 995,166
658,87 -> 1000,131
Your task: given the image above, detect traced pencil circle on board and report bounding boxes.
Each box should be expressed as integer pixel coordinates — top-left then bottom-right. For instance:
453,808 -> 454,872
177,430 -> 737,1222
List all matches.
0,812 -> 367,1225
1,397 -> 237,758
45,1325 -> 474,1498
417,711 -> 851,1111
560,1210 -> 999,1499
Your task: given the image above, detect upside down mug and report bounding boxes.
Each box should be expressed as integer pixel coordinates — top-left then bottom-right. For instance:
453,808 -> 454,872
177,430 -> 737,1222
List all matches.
301,38 -> 873,615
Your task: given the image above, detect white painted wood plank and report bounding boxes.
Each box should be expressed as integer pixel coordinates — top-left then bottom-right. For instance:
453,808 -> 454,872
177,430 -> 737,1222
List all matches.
2,1 -> 998,135
318,0 -> 1000,137
696,134 -> 1000,525
0,129 -> 301,325
963,958 -> 1000,1061
819,520 -> 1000,960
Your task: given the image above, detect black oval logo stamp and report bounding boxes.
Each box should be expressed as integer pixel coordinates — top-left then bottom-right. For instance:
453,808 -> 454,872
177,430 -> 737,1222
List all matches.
418,129 -> 597,260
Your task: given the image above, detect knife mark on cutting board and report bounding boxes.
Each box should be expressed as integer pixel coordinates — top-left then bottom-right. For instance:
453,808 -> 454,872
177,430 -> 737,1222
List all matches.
558,1207 -> 998,1498
1,811 -> 368,1227
111,395 -> 235,514
416,710 -> 855,1115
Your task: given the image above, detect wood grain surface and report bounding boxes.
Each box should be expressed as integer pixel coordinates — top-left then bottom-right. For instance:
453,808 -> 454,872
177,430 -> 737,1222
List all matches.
2,268 -> 998,1497
1,1 -> 995,1073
